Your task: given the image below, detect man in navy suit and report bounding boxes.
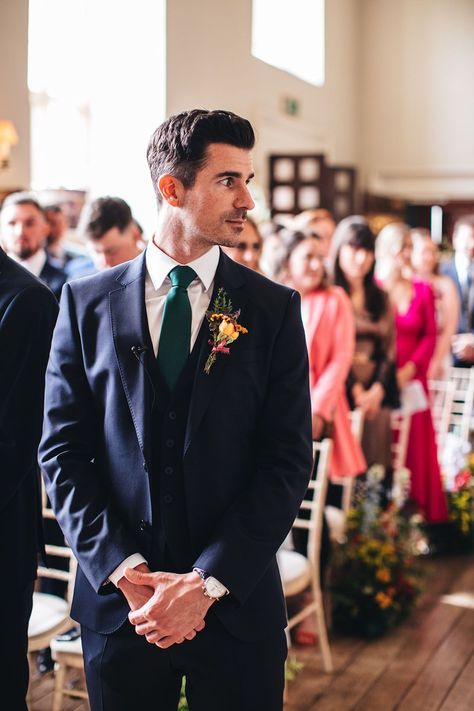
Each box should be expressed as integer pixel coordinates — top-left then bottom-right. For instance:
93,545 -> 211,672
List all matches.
40,109 -> 313,711
0,248 -> 58,709
1,192 -> 66,300
440,215 -> 474,366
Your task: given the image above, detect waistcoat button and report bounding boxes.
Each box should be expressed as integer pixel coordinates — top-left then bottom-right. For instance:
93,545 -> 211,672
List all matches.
164,494 -> 173,504
168,411 -> 177,420
166,438 -> 175,448
164,466 -> 173,476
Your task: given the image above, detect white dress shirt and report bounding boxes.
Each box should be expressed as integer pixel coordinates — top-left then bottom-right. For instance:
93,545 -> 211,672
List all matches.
8,248 -> 47,277
455,252 -> 471,293
109,241 -> 220,586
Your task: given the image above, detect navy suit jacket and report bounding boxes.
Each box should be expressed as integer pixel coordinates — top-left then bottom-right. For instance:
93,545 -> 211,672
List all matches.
440,259 -> 474,335
0,248 -> 58,589
40,254 -> 67,301
40,250 -> 313,640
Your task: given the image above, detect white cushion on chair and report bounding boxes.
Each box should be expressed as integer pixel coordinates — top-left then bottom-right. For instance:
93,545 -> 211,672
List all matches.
28,593 -> 69,637
325,505 -> 346,543
51,635 -> 83,658
277,549 -> 310,596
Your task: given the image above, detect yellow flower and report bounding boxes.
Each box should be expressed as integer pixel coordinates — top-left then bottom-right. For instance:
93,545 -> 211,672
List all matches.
219,320 -> 235,337
229,331 -> 239,341
376,568 -> 391,583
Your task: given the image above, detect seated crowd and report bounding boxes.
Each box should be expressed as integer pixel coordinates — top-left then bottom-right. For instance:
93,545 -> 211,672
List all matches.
0,191 -> 473,674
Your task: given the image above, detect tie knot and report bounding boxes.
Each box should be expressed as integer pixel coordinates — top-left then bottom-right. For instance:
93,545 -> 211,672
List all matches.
169,265 -> 196,290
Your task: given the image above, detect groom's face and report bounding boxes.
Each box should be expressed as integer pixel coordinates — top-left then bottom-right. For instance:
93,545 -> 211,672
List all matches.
180,143 -> 255,248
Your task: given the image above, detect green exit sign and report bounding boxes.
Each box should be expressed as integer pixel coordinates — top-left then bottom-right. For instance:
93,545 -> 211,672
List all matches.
282,97 -> 300,116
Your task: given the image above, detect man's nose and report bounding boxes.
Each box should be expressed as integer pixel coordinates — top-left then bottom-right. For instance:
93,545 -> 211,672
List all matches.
234,184 -> 255,211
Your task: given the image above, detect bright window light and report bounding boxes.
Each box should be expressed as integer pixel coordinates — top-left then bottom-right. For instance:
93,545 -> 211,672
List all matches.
252,0 -> 325,86
28,0 -> 166,234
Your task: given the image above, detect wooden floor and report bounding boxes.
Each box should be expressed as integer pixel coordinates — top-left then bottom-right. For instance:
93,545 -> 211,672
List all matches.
28,554 -> 474,711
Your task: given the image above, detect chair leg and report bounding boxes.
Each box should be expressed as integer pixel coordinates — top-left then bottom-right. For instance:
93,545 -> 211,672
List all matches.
313,588 -> 333,672
52,662 -> 66,711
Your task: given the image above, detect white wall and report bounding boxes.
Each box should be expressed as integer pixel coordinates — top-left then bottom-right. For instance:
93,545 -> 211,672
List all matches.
360,0 -> 474,200
166,0 -> 361,206
0,0 -> 30,190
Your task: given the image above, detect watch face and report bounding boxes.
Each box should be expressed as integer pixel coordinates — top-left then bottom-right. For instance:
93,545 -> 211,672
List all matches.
205,576 -> 226,598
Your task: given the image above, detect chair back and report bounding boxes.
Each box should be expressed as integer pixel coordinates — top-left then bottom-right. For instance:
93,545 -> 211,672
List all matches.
292,439 -> 332,580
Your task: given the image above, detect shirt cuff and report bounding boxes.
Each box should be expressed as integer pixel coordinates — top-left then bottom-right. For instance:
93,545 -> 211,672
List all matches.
108,553 -> 148,587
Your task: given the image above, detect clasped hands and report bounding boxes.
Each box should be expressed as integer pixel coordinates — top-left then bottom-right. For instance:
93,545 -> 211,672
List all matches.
117,563 -> 213,649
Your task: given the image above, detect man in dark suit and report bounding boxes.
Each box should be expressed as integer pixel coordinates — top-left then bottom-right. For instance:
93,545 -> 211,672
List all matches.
0,248 -> 58,709
440,215 -> 474,366
1,192 -> 66,300
40,109 -> 313,711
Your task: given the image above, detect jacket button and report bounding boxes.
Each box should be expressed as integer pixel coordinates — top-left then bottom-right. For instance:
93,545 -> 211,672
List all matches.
164,466 -> 173,476
142,461 -> 148,471
139,519 -> 149,531
166,438 -> 175,448
164,494 -> 173,504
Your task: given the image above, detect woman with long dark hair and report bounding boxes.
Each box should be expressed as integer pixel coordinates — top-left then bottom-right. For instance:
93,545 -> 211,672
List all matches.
333,222 -> 398,472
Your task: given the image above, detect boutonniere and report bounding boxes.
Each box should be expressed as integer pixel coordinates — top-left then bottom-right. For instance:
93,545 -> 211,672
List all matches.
204,288 -> 248,375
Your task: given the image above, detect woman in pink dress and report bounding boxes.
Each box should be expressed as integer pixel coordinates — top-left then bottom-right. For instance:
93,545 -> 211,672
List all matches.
375,225 -> 448,523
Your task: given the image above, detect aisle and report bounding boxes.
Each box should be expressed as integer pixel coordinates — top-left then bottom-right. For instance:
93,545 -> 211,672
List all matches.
286,555 -> 474,711
27,555 -> 474,710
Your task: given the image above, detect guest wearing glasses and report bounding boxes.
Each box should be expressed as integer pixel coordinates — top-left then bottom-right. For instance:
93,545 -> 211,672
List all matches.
222,216 -> 263,272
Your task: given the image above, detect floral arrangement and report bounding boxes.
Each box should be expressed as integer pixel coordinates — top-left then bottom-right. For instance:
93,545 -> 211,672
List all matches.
441,433 -> 474,548
330,465 -> 425,638
204,288 -> 248,375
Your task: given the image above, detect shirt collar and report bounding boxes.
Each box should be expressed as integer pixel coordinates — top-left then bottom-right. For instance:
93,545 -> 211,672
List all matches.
145,239 -> 220,292
9,248 -> 47,277
455,252 -> 470,278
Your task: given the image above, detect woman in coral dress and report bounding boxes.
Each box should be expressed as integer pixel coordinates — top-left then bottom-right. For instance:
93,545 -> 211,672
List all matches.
376,225 -> 448,523
278,229 -> 366,481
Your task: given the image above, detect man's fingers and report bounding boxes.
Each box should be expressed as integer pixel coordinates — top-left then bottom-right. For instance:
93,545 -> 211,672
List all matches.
183,630 -> 197,641
194,620 -> 206,632
123,567 -> 154,585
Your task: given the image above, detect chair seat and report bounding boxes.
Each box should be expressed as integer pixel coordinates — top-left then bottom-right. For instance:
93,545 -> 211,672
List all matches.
51,635 -> 83,658
277,549 -> 310,597
28,593 -> 69,637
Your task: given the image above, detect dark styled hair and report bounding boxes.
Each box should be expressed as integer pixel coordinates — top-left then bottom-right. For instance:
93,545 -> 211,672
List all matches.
147,109 -> 255,202
44,203 -> 64,215
1,191 -> 45,216
80,196 -> 133,241
333,222 -> 387,320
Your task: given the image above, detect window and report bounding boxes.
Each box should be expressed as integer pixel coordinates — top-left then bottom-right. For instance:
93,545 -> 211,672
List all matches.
252,0 -> 325,86
28,0 -> 166,232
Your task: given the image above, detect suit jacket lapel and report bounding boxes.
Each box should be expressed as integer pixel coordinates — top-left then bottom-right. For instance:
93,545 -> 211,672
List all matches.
184,252 -> 247,456
109,253 -> 153,464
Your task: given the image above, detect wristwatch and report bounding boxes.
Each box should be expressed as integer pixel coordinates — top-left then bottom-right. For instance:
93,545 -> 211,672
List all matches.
193,568 -> 229,600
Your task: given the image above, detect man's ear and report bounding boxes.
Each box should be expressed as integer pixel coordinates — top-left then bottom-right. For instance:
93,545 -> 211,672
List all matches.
158,174 -> 183,207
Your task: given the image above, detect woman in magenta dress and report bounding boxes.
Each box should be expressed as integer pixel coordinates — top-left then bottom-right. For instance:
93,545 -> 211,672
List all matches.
375,224 -> 448,523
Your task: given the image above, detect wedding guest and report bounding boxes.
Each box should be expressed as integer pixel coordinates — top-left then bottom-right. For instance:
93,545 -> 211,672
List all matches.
411,228 -> 460,379
222,216 -> 263,272
333,222 -> 398,472
375,226 -> 448,524
277,229 -> 366,644
376,222 -> 413,280
439,215 -> 474,366
0,247 -> 58,709
0,192 -> 66,299
81,196 -> 143,270
292,208 -> 336,258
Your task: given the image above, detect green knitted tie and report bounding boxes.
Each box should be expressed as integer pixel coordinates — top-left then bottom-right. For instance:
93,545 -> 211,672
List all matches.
157,265 -> 197,389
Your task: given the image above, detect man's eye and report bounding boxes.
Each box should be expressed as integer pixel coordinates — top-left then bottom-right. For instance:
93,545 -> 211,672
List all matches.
221,178 -> 233,187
